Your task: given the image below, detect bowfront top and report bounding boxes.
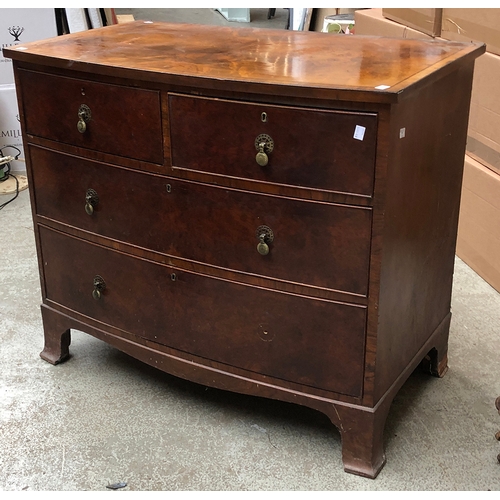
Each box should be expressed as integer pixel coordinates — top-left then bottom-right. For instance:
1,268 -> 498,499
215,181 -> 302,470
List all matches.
4,20 -> 485,102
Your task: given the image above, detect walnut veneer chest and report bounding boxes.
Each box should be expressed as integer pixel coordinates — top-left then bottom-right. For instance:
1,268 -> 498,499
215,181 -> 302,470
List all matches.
4,22 -> 484,478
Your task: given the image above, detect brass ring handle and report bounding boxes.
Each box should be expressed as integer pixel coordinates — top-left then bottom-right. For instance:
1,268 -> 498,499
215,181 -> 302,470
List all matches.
92,275 -> 106,300
255,134 -> 274,167
77,104 -> 91,134
256,225 -> 274,256
85,188 -> 99,215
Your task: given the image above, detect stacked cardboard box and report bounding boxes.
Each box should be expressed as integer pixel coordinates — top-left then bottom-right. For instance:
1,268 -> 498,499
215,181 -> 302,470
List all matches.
458,156 -> 500,291
382,8 -> 442,37
0,9 -> 58,172
441,9 -> 500,57
355,8 -> 500,293
354,9 -> 433,40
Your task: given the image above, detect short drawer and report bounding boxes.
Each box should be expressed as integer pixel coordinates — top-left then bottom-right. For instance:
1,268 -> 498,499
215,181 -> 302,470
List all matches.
169,94 -> 377,197
40,226 -> 367,397
32,146 -> 372,296
18,69 -> 163,164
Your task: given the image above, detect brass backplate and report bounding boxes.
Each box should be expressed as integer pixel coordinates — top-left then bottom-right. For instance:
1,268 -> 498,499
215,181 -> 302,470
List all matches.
254,134 -> 274,154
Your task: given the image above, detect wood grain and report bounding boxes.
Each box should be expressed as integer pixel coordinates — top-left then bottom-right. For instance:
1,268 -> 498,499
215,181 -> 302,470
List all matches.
31,145 -> 372,296
6,22 -> 485,478
169,94 -> 377,197
4,21 -> 484,103
40,226 -> 367,397
18,69 -> 163,164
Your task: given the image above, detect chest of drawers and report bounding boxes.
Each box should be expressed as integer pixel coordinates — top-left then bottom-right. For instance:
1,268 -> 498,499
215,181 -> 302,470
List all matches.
4,22 -> 484,478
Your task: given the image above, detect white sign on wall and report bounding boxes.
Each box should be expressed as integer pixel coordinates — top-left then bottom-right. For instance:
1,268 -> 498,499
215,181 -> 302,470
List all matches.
0,8 -> 58,85
0,84 -> 24,173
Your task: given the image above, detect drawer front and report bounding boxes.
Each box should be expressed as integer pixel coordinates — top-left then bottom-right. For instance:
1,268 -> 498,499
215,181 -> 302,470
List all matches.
32,146 -> 372,296
18,69 -> 163,164
169,94 -> 377,197
40,227 -> 366,397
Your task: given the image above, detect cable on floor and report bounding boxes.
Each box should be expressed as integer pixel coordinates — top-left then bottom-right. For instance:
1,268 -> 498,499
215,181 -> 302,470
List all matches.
0,145 -> 22,211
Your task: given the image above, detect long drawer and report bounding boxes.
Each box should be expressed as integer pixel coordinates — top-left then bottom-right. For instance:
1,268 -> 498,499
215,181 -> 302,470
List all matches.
18,69 -> 163,164
169,94 -> 378,197
31,146 -> 372,296
40,226 -> 367,397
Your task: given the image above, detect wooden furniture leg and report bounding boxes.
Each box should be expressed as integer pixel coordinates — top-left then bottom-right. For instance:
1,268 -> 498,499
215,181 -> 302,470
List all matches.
40,306 -> 71,365
496,397 -> 500,463
420,314 -> 451,378
326,397 -> 392,479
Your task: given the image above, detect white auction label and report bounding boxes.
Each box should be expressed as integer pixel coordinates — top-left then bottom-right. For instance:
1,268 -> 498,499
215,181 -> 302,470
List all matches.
354,125 -> 366,141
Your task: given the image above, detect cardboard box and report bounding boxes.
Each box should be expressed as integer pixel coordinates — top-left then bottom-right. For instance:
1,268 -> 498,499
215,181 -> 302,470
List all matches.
0,84 -> 24,173
382,8 -> 442,37
1,8 -> 58,85
442,9 -> 500,57
354,8 -> 433,40
467,51 -> 500,175
457,155 -> 500,293
116,15 -> 135,24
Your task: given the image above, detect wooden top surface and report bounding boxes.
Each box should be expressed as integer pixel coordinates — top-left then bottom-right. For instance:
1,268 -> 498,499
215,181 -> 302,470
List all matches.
4,21 -> 485,102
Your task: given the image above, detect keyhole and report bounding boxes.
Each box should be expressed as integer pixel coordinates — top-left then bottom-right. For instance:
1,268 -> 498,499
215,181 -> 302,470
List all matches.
261,112 -> 267,123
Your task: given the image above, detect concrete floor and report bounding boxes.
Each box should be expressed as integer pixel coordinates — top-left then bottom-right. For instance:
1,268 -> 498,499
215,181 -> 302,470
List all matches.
2,8 -> 500,491
114,8 -> 290,29
1,187 -> 500,491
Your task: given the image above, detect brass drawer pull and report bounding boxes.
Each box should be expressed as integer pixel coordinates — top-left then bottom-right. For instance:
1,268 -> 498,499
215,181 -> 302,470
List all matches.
92,275 -> 106,300
256,225 -> 274,256
85,188 -> 99,215
255,134 -> 274,167
77,104 -> 92,133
